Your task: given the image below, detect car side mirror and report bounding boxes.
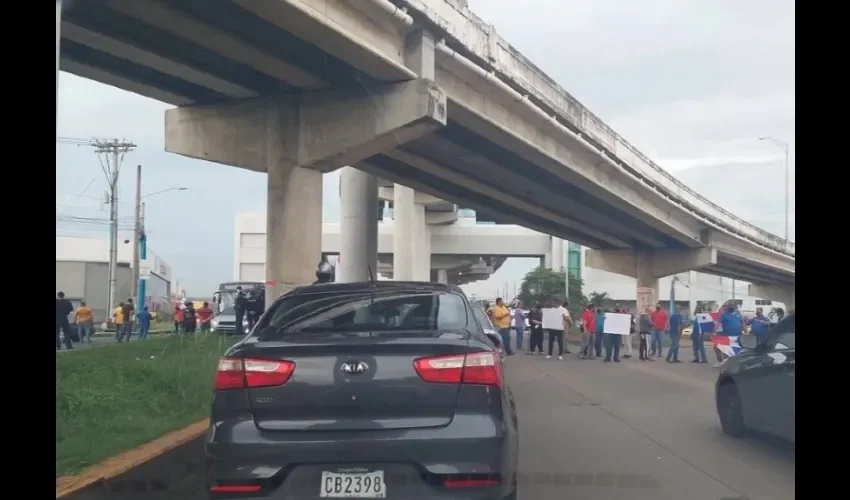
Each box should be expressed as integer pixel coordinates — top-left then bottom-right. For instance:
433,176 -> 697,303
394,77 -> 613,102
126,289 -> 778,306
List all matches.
485,332 -> 501,348
738,335 -> 759,351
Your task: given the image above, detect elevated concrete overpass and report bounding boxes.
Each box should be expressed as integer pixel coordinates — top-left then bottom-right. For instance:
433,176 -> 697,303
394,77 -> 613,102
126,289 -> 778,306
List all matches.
58,0 -> 794,306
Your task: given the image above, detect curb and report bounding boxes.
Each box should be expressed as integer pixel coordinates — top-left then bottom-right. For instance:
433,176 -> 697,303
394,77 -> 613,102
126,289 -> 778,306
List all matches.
56,419 -> 209,499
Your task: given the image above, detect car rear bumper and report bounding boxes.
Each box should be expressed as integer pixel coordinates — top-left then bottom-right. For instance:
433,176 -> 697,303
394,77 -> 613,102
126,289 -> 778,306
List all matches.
205,414 -> 515,500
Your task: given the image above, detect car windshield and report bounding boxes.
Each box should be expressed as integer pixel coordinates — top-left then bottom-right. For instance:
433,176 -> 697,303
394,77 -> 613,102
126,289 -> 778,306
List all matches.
253,288 -> 471,338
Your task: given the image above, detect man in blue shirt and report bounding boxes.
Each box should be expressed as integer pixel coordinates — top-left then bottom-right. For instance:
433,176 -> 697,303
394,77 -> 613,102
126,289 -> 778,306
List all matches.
666,307 -> 684,363
747,307 -> 771,340
136,306 -> 153,340
714,303 -> 743,366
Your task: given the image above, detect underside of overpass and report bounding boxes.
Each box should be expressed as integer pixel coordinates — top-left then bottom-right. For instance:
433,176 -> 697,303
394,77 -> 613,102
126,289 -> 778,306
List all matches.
59,0 -> 794,302
60,0 -> 705,251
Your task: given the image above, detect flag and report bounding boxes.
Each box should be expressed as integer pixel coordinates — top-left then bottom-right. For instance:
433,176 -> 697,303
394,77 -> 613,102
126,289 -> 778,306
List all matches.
695,313 -> 716,334
713,335 -> 741,357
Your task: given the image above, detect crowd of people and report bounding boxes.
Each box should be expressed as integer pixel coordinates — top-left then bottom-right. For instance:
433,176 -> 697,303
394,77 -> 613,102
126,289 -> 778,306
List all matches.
483,298 -> 784,367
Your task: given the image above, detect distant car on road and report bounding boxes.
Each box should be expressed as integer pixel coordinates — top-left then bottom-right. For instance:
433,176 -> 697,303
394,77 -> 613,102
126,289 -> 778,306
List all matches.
207,281 -> 519,500
715,311 -> 795,443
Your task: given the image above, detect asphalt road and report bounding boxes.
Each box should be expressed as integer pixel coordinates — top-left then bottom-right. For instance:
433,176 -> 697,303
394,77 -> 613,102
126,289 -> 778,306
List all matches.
65,348 -> 794,500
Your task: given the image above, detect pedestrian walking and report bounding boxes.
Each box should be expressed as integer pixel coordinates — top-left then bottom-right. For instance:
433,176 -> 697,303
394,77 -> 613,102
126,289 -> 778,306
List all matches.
649,304 -> 668,357
491,298 -> 514,356
542,299 -> 569,360
74,300 -> 94,344
528,303 -> 544,354
513,301 -> 526,351
714,303 -> 743,367
638,308 -> 653,361
666,306 -> 683,363
136,306 -> 152,340
56,292 -> 74,351
183,301 -> 197,334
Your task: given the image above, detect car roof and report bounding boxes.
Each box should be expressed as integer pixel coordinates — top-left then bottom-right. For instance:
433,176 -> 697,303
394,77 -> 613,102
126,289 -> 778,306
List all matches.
288,280 -> 462,296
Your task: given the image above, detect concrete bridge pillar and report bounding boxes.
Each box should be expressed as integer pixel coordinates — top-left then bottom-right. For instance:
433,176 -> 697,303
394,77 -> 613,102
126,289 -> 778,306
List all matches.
339,167 -> 378,282
749,284 -> 795,311
164,79 -> 446,300
549,237 -> 564,271
436,269 -> 449,284
586,248 -> 718,311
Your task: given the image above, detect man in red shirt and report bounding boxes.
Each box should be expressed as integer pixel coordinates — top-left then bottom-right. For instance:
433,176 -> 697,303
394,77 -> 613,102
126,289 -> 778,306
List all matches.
579,304 -> 597,359
197,301 -> 214,334
649,304 -> 669,357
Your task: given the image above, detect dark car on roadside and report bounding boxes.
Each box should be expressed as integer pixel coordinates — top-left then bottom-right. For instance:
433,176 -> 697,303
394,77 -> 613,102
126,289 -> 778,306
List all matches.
715,310 -> 795,443
207,281 -> 519,500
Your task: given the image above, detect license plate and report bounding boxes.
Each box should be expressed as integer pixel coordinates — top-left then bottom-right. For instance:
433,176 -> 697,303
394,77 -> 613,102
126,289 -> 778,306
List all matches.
319,471 -> 386,498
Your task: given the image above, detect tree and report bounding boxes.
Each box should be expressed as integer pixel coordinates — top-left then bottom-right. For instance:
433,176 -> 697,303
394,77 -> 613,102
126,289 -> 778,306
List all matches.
588,291 -> 613,310
517,266 -> 586,321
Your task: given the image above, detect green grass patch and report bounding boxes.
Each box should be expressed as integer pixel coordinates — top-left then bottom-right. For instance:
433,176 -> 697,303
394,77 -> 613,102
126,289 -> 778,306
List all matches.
56,335 -> 236,476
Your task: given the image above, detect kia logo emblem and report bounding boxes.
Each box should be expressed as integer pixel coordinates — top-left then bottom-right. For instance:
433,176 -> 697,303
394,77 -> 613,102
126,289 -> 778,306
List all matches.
340,361 -> 369,375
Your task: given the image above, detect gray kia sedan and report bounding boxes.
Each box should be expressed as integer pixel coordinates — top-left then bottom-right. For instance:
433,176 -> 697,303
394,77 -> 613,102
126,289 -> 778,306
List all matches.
207,281 -> 519,500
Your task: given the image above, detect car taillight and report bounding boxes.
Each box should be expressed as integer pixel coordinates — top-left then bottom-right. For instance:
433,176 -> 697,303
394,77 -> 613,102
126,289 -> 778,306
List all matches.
414,352 -> 502,387
214,357 -> 295,390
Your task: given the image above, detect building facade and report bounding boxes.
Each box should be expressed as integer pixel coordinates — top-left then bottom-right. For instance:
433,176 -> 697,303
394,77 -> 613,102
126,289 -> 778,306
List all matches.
56,236 -> 173,319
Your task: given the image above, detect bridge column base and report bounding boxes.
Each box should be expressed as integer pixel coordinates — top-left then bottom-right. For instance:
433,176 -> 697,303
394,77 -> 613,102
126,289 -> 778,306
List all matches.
749,284 -> 795,311
586,248 -> 718,310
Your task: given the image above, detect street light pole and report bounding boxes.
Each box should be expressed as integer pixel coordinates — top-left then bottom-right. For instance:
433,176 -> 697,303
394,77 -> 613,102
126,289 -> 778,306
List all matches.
133,165 -> 142,305
759,137 -> 791,242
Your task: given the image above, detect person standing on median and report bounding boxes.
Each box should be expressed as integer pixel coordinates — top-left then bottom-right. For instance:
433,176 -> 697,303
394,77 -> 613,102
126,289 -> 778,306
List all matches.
666,306 -> 684,363
136,306 -> 152,340
113,301 -> 125,341
56,292 -> 75,351
512,300 -> 526,352
74,301 -> 94,344
491,298 -> 514,356
595,307 -> 606,358
173,303 -> 184,334
117,298 -> 135,342
198,301 -> 214,334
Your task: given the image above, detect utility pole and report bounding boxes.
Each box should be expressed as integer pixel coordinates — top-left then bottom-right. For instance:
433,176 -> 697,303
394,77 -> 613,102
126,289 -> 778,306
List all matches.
93,139 -> 137,314
132,165 -> 142,305
138,202 -> 147,308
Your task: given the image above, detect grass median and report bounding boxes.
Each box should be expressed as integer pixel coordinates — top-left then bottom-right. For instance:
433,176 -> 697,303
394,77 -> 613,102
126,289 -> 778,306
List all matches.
56,334 -> 236,476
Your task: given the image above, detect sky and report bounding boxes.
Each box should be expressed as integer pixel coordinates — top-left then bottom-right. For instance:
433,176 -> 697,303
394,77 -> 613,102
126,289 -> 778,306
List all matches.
56,0 -> 794,297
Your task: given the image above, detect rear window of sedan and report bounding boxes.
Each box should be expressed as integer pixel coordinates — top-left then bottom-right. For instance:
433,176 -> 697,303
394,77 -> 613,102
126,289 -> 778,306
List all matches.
253,288 -> 471,339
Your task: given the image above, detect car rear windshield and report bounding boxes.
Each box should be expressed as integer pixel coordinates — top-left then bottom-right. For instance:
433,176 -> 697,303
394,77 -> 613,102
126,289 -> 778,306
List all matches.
253,289 -> 471,338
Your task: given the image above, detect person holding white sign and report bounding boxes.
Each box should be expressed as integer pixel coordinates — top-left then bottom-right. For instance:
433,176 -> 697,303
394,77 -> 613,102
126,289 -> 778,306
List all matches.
542,299 -> 570,360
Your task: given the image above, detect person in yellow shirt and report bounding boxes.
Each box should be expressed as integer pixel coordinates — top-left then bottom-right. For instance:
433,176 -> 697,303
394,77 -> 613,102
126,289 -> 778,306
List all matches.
74,301 -> 95,344
113,302 -> 125,341
491,298 -> 514,356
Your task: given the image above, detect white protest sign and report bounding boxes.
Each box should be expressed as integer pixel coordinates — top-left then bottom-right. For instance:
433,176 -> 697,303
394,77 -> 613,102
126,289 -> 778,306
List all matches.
603,312 -> 631,335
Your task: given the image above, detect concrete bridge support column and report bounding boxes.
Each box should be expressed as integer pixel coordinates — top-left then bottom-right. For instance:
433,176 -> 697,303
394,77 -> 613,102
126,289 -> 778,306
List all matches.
749,284 -> 795,311
586,248 -> 718,311
164,79 -> 446,300
392,184 -> 416,281
412,202 -> 431,281
339,167 -> 378,282
548,237 -> 564,271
